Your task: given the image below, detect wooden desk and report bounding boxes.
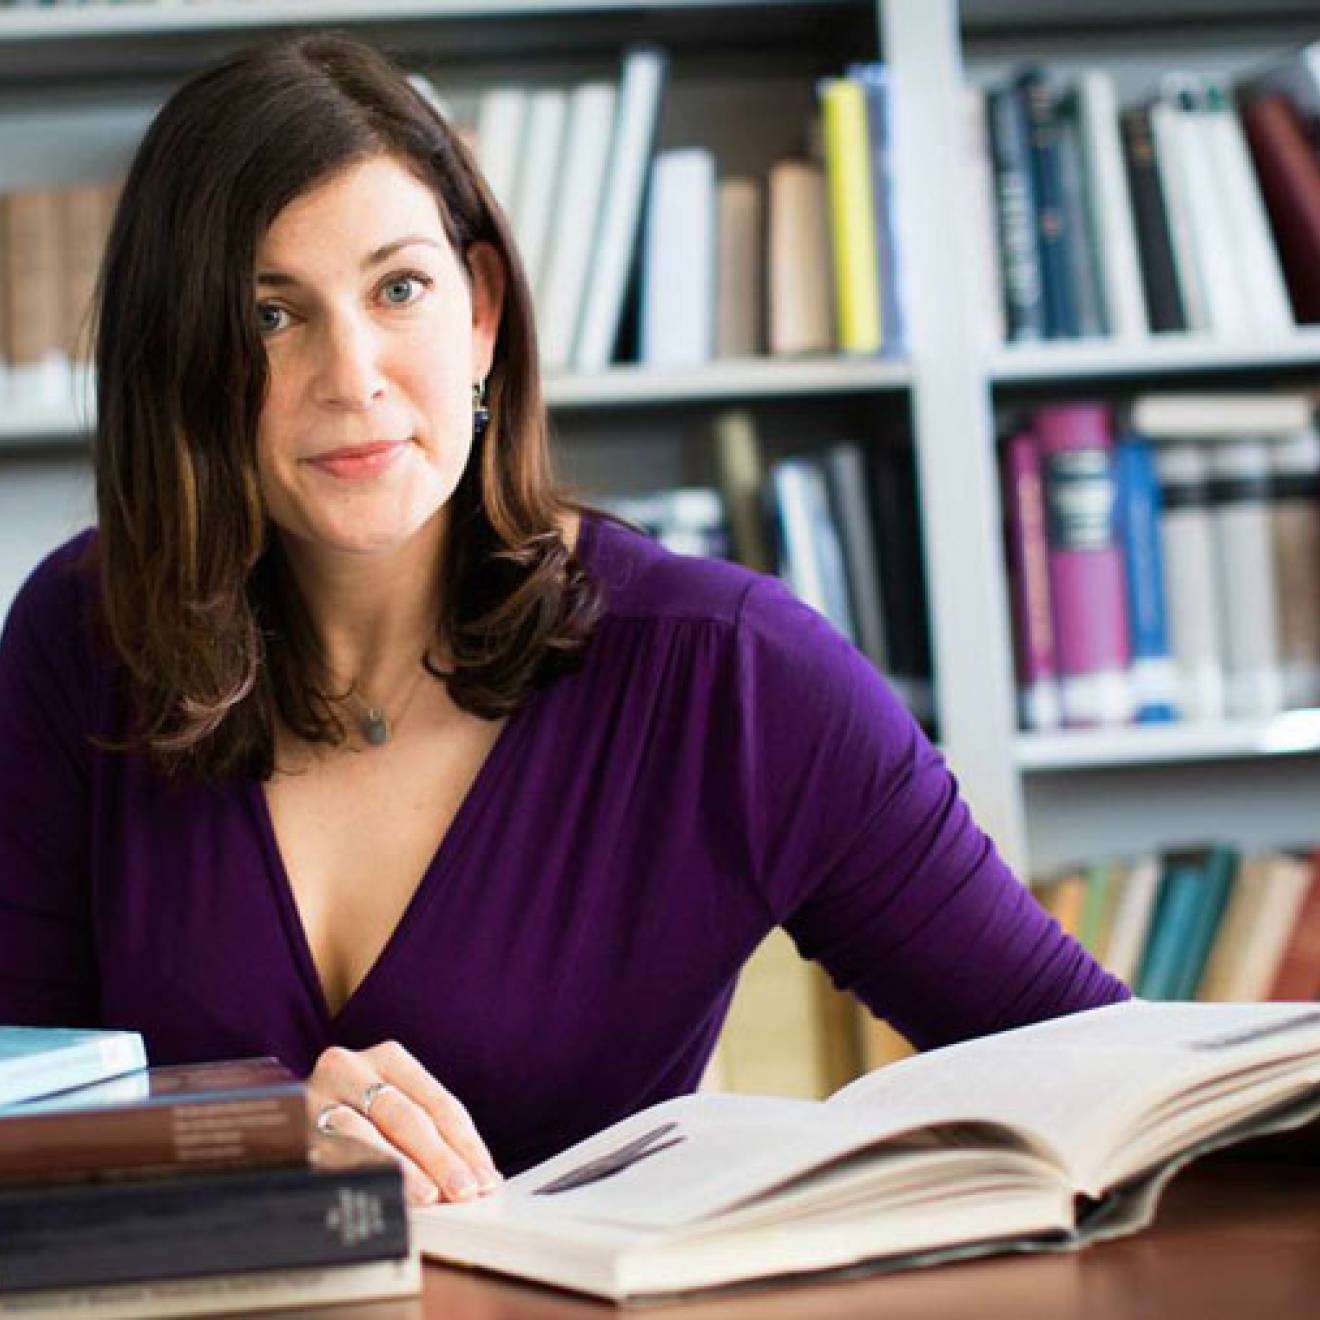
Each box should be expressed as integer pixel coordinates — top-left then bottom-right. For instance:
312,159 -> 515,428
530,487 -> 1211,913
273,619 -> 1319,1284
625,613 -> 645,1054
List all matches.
341,1158 -> 1320,1320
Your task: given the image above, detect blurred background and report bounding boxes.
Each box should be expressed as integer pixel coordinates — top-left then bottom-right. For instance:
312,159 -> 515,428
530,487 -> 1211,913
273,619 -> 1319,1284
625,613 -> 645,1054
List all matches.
3,0 -> 1320,1097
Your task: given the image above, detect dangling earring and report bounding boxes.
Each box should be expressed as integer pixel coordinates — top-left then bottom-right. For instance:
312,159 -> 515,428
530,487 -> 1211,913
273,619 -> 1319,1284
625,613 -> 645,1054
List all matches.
472,378 -> 490,440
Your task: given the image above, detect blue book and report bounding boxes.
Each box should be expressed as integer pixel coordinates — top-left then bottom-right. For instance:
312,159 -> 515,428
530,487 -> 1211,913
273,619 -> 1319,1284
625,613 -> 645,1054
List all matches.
0,1027 -> 146,1106
1136,855 -> 1206,1000
1114,436 -> 1179,722
1172,846 -> 1238,1001
1016,67 -> 1078,338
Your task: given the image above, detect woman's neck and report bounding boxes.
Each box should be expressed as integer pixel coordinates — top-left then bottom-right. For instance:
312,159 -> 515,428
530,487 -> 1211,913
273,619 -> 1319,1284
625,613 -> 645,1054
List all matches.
277,510 -> 448,696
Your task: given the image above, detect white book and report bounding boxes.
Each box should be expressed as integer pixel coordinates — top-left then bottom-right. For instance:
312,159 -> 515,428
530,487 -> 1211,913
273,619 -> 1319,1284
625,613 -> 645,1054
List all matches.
1198,853 -> 1312,1003
962,85 -> 1007,349
1201,81 -> 1296,339
639,148 -> 716,368
773,459 -> 855,641
415,1001 -> 1320,1303
1148,97 -> 1211,333
475,85 -> 529,216
1155,444 -> 1226,721
1208,440 -> 1284,718
1166,79 -> 1255,338
715,177 -> 763,358
538,81 -> 616,371
1132,392 -> 1315,439
1076,70 -> 1148,342
1101,855 -> 1161,986
509,88 -> 568,299
0,1254 -> 421,1318
767,159 -> 833,356
574,46 -> 668,372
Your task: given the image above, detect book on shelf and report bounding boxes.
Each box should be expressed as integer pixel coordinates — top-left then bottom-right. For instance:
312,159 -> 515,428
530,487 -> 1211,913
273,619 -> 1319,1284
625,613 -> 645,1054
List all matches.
639,147 -> 716,368
507,86 -> 568,300
0,1254 -> 421,1320
1002,429 -> 1062,731
1034,843 -> 1320,1004
0,1135 -> 408,1295
574,45 -> 668,373
536,80 -> 616,370
766,158 -> 833,356
962,85 -> 1008,349
0,1026 -> 145,1107
0,1056 -> 305,1183
973,44 -> 1320,350
601,488 -> 730,562
1003,392 -> 1320,732
715,176 -> 764,359
818,75 -> 882,355
1113,436 -> 1178,722
1036,403 -> 1133,727
413,1000 -> 1320,1303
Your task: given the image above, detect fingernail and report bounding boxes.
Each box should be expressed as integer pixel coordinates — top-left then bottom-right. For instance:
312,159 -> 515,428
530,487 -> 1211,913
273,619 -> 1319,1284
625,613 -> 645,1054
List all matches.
411,1180 -> 439,1207
478,1164 -> 503,1193
446,1168 -> 478,1201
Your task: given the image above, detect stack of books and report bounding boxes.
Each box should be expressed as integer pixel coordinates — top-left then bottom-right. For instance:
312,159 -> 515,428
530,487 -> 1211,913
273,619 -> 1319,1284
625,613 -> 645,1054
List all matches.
0,1026 -> 418,1317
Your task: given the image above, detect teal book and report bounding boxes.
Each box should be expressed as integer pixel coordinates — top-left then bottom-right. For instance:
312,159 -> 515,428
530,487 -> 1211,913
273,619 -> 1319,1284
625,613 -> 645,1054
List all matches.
0,1027 -> 146,1106
1173,846 -> 1239,1001
1136,854 -> 1207,1000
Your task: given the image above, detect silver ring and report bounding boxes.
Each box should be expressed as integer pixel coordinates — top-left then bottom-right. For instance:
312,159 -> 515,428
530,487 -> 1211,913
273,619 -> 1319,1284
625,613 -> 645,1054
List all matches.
360,1080 -> 396,1118
315,1102 -> 348,1136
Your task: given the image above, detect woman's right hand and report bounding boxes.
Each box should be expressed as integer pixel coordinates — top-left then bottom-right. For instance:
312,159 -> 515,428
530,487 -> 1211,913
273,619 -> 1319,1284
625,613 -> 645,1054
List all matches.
306,1041 -> 503,1207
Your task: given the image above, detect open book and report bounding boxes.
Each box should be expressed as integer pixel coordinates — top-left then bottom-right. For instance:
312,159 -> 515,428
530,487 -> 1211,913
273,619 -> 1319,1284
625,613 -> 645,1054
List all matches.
413,1000 -> 1320,1302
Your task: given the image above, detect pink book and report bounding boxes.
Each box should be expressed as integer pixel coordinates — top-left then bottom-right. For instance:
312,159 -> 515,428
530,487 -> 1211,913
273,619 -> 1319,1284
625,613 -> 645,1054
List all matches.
1035,403 -> 1133,726
1002,431 -> 1062,731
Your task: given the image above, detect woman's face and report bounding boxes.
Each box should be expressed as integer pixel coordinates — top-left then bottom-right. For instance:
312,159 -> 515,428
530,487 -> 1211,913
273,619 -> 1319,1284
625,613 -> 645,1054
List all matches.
252,154 -> 504,559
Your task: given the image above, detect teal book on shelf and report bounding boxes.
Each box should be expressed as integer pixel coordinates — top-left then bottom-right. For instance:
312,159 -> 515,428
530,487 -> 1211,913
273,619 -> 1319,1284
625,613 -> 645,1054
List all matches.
1173,846 -> 1239,1001
1136,853 -> 1208,1000
0,1027 -> 146,1106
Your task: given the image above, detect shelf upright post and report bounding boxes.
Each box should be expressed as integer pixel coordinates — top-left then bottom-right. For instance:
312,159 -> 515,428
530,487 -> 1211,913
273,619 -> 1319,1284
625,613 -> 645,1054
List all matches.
878,0 -> 1028,871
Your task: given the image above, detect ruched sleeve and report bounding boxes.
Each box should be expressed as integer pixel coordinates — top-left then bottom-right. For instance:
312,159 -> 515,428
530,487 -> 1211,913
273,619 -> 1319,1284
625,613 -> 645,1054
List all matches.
729,575 -> 1128,1050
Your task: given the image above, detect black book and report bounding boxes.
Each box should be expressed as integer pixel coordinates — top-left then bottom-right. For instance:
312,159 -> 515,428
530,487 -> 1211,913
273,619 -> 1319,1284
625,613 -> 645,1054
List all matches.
1015,67 -> 1079,339
869,445 -> 935,733
0,1136 -> 407,1294
1119,103 -> 1187,332
987,84 -> 1047,342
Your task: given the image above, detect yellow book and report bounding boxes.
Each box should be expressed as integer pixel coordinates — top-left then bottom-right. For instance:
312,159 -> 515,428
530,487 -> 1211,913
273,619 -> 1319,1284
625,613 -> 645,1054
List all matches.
857,1009 -> 916,1071
818,77 -> 881,353
715,929 -> 857,1098
1037,871 -> 1087,938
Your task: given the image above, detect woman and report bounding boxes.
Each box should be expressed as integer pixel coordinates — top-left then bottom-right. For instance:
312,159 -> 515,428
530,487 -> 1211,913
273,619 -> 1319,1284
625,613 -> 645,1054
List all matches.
0,34 -> 1126,1208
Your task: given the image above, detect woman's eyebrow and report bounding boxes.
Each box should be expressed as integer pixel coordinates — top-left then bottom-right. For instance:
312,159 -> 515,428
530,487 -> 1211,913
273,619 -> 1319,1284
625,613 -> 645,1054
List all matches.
255,235 -> 443,287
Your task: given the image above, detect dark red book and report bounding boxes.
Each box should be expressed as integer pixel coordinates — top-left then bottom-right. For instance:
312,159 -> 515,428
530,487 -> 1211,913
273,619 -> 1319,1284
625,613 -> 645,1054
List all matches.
1238,92 -> 1320,323
0,1056 -> 306,1182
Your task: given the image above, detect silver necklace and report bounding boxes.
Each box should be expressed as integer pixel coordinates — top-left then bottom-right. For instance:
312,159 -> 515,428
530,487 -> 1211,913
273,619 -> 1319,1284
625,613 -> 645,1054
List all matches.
350,663 -> 429,747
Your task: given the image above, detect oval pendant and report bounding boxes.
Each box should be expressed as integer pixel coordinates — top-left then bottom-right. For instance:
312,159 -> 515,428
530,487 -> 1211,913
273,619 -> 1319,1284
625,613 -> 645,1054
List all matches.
362,709 -> 391,746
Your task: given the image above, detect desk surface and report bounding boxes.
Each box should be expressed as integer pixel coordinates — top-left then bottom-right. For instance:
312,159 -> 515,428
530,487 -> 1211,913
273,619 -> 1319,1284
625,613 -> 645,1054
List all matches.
340,1157 -> 1320,1320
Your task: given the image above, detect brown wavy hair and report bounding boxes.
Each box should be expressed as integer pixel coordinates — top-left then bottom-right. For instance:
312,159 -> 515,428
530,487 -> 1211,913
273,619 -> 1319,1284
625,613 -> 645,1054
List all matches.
92,31 -> 604,782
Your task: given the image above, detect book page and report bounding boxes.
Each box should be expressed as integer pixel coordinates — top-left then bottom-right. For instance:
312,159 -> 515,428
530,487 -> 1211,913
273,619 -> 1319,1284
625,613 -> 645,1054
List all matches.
826,1000 -> 1320,1189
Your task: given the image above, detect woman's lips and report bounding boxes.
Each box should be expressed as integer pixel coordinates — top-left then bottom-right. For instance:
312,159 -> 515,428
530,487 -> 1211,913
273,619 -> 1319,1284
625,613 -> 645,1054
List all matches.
307,440 -> 407,481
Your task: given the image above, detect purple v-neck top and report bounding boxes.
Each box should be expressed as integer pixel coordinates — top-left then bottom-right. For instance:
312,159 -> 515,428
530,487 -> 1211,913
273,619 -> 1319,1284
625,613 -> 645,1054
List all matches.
0,512 -> 1126,1173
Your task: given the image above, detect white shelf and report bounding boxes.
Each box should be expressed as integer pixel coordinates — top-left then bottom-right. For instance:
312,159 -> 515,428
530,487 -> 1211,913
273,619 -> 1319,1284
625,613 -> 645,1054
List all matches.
1017,710 -> 1320,771
0,0 -> 848,41
548,356 -> 909,407
991,329 -> 1320,386
0,357 -> 909,446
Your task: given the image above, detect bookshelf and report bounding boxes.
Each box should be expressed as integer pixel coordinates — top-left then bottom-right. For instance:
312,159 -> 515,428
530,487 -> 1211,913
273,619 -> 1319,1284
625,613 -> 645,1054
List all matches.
1,0 -> 1319,891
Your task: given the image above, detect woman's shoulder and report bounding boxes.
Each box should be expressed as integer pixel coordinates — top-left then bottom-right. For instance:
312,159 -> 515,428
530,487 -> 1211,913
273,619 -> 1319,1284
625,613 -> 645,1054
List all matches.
2,528 -> 100,647
575,508 -> 773,630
